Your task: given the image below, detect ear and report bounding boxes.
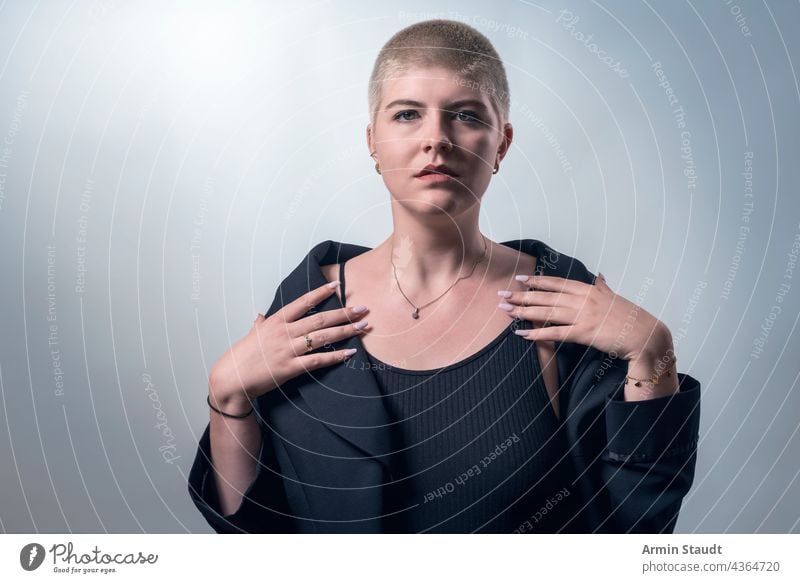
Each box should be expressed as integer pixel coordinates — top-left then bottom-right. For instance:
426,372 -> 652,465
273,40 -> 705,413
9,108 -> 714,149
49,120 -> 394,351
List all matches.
497,122 -> 513,163
366,124 -> 375,158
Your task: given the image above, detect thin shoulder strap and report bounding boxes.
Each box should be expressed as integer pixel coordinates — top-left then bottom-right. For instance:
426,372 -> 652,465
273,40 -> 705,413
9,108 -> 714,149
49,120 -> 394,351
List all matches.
338,261 -> 347,306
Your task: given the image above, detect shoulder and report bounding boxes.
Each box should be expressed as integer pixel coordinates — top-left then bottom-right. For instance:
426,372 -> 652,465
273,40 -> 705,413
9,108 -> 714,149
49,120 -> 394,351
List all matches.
262,240 -> 369,316
284,239 -> 370,278
320,262 -> 339,286
506,238 -> 598,285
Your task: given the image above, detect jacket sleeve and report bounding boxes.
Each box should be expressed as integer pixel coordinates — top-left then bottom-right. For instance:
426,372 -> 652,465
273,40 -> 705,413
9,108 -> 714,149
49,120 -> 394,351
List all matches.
566,353 -> 701,533
187,408 -> 298,534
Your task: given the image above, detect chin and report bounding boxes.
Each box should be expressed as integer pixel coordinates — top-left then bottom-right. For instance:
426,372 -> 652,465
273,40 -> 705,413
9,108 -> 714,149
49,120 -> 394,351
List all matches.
392,194 -> 478,218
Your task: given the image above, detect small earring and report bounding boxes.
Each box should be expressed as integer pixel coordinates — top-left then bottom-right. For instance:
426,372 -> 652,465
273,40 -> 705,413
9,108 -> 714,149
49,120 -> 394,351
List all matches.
492,161 -> 500,174
370,150 -> 381,175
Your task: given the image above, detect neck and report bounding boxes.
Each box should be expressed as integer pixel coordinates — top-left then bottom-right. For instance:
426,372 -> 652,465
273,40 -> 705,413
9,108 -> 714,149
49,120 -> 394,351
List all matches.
375,210 -> 492,291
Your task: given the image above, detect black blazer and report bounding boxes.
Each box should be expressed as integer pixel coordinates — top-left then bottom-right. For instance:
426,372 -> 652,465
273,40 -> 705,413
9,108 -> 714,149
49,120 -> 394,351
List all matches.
188,239 -> 701,533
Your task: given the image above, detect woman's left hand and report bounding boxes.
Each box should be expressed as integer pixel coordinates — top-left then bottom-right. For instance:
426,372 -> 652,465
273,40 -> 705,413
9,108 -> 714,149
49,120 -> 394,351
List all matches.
497,273 -> 669,362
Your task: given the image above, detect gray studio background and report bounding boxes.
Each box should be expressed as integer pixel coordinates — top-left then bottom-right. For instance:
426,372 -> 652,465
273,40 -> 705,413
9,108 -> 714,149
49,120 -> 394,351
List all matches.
1,0 -> 798,533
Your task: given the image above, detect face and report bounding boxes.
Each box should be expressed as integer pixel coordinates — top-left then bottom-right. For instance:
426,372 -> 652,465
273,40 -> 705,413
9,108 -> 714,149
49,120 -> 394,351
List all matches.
367,65 -> 512,219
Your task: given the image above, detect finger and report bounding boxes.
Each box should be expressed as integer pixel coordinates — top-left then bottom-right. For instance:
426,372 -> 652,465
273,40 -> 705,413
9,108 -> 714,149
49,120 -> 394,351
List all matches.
498,304 -> 573,325
295,347 -> 359,371
513,324 -> 573,343
293,304 -> 369,337
281,280 -> 341,323
290,318 -> 370,356
497,289 -> 574,308
514,274 -> 584,294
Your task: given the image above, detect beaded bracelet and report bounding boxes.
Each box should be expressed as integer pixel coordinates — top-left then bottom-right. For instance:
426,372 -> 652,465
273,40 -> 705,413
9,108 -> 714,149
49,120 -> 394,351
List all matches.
207,394 -> 254,418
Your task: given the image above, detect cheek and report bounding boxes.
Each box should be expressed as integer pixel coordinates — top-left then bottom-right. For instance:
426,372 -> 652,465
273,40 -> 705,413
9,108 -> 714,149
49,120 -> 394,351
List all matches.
463,134 -> 495,160
461,139 -> 497,177
378,138 -> 413,164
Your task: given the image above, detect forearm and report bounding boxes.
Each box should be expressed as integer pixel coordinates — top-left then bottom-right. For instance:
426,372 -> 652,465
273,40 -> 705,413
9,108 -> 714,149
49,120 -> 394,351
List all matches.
207,385 -> 262,516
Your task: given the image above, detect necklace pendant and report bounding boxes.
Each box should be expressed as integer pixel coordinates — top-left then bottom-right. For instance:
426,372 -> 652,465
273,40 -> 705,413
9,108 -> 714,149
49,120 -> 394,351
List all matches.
411,308 -> 419,319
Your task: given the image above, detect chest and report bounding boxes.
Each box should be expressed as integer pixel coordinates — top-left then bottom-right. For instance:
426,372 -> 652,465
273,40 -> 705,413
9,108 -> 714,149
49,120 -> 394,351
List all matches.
323,261 -> 561,419
357,293 -> 519,371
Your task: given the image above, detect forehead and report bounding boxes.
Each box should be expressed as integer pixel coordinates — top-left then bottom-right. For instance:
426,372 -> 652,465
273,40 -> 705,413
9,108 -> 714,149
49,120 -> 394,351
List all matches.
380,65 -> 494,109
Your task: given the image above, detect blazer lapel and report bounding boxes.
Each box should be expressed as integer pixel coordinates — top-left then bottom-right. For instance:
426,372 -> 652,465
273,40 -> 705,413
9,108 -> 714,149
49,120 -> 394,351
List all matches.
499,239 -> 602,421
271,240 -> 395,475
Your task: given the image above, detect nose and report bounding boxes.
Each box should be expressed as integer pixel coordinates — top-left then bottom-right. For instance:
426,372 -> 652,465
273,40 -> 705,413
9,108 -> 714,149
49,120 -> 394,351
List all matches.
422,110 -> 454,154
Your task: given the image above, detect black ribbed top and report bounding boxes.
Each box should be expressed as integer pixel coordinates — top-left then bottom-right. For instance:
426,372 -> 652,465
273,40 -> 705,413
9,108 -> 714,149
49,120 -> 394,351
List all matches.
339,261 -> 576,533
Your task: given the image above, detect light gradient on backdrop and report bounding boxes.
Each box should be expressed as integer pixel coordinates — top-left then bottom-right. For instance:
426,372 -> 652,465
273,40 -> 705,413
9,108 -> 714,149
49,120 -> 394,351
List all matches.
0,0 -> 798,533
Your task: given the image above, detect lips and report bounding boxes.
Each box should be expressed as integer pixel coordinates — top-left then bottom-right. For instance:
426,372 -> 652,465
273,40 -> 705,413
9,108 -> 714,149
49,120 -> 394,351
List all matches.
415,164 -> 459,177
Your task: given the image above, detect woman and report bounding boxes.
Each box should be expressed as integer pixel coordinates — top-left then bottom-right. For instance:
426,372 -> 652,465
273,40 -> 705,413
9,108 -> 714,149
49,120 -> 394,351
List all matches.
189,19 -> 700,534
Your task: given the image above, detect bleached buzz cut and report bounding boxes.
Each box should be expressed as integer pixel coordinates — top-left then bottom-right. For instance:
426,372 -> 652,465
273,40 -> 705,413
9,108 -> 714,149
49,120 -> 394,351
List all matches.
368,19 -> 510,129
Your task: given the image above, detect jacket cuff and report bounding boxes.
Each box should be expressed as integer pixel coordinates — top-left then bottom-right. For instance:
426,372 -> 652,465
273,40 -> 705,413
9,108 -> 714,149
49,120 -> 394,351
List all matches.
187,420 -> 267,533
603,373 -> 701,463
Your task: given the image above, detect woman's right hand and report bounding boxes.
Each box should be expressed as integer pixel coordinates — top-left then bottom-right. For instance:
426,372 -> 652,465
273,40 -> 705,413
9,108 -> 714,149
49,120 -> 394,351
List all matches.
208,281 -> 369,412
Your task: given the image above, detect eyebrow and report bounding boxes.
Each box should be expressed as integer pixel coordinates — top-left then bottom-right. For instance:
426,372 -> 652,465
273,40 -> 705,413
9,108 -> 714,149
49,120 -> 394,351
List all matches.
382,99 -> 490,112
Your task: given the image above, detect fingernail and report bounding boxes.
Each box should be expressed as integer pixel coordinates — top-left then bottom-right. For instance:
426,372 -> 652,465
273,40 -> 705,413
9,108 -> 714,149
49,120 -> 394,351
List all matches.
497,290 -> 512,298
327,280 -> 340,288
343,348 -> 357,356
514,329 -> 529,337
497,302 -> 514,311
352,304 -> 368,314
354,320 -> 369,330
515,275 -> 529,282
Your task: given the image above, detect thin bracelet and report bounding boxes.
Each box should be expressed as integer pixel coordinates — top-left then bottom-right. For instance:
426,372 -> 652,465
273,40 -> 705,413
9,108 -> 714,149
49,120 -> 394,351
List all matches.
625,354 -> 678,388
207,394 -> 254,418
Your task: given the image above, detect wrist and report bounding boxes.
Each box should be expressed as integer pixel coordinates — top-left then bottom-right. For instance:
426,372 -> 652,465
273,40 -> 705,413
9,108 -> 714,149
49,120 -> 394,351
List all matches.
208,377 -> 253,417
623,325 -> 679,401
628,321 -> 672,361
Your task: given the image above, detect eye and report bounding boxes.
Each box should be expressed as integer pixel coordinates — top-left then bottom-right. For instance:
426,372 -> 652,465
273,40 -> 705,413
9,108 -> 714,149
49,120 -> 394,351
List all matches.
454,110 -> 481,123
393,110 -> 419,122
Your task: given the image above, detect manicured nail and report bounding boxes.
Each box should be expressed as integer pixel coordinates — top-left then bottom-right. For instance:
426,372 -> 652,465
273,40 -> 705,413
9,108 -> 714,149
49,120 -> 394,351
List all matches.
327,280 -> 340,288
354,320 -> 369,330
352,304 -> 368,314
514,329 -> 529,337
498,302 -> 514,311
497,290 -> 512,298
343,348 -> 357,356
515,275 -> 530,282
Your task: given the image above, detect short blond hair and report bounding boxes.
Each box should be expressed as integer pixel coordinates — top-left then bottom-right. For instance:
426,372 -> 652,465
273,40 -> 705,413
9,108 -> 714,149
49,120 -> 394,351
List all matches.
368,19 -> 510,128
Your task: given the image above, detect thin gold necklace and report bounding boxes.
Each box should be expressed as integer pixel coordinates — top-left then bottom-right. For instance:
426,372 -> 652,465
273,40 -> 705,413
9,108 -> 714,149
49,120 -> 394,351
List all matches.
390,234 -> 489,319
